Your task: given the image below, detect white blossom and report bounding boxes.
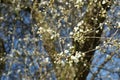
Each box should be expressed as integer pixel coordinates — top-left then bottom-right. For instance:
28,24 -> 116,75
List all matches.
70,32 -> 73,35
106,54 -> 111,58
77,21 -> 84,26
67,43 -> 71,47
76,0 -> 82,3
81,52 -> 85,57
74,27 -> 79,32
64,50 -> 69,54
71,56 -> 79,63
102,1 -> 106,4
75,51 -> 82,58
45,57 -> 49,62
96,46 -> 100,49
84,63 -> 86,66
79,29 -> 84,32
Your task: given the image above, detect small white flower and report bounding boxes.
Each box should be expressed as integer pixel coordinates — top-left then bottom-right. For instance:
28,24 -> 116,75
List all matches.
76,0 -> 82,3
8,71 -> 12,75
67,43 -> 71,47
106,54 -> 111,58
70,46 -> 74,49
29,63 -> 33,66
70,32 -> 73,35
64,50 -> 69,53
119,42 -> 120,45
71,56 -> 76,60
94,0 -> 98,3
59,52 -> 63,55
82,53 -> 85,57
100,26 -> 103,30
81,57 -> 83,60
0,17 -> 3,20
77,21 -> 84,26
23,38 -> 28,41
96,46 -> 100,49
38,27 -> 43,30
71,56 -> 79,63
50,35 -> 54,39
96,30 -> 99,33
75,51 -> 81,58
74,59 -> 79,63
17,69 -> 21,73
84,63 -> 86,66
69,60 -> 73,66
74,27 -> 79,32
66,2 -> 69,5
56,33 -> 60,37
9,54 -> 14,57
0,58 -> 3,61
102,1 -> 106,4
79,29 -> 84,32
47,29 -> 52,33
45,57 -> 49,62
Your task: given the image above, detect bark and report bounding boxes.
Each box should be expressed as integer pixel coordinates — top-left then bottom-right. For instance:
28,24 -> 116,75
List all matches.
0,38 -> 5,75
73,0 -> 113,80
